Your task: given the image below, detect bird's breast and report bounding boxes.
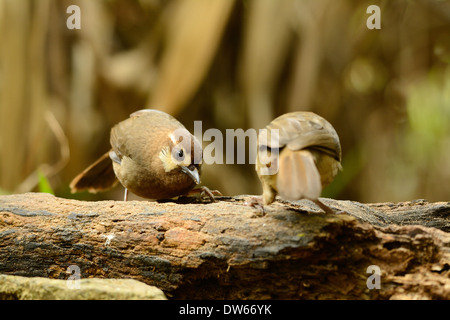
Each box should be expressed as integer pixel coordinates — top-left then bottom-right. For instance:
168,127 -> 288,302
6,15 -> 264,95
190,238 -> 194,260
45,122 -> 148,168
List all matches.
112,155 -> 195,199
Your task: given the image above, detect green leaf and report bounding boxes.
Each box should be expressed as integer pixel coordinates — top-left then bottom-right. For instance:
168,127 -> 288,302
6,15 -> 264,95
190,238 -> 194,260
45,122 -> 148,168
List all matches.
37,170 -> 54,195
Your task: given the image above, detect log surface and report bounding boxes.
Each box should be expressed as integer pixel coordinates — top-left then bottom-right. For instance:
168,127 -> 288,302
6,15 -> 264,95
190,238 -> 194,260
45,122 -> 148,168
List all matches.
0,193 -> 449,299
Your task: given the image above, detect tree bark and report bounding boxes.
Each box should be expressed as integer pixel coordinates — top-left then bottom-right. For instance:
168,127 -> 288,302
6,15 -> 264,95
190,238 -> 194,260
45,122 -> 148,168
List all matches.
0,193 -> 449,299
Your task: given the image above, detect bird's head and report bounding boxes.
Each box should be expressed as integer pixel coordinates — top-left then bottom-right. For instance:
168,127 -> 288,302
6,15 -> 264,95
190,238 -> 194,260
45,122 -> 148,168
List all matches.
158,128 -> 202,184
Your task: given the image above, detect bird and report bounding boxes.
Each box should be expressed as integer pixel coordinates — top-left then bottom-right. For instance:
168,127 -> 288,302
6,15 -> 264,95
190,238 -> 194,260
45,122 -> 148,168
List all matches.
70,109 -> 214,201
255,111 -> 342,212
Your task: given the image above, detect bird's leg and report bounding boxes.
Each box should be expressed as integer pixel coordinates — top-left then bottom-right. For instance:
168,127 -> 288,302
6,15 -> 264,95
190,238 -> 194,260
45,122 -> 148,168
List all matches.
123,188 -> 128,202
243,181 -> 274,215
312,199 -> 336,214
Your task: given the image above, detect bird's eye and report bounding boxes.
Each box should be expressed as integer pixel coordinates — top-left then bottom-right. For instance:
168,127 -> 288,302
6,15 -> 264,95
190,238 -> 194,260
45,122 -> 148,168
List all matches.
173,148 -> 185,161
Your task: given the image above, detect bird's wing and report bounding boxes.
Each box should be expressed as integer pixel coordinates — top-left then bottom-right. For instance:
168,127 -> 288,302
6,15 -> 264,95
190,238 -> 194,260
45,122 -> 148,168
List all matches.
69,151 -> 118,193
263,112 -> 341,161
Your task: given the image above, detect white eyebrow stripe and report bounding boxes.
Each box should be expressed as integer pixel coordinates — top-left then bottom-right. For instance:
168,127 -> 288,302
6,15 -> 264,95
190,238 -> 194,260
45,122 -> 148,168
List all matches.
168,132 -> 178,144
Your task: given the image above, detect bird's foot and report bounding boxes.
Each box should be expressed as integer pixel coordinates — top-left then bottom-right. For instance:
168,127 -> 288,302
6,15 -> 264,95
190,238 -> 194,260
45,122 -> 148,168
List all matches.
244,196 -> 266,216
183,186 -> 222,203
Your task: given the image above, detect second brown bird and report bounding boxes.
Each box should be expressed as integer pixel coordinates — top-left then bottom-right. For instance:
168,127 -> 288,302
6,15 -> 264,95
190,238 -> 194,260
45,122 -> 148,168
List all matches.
255,111 -> 342,206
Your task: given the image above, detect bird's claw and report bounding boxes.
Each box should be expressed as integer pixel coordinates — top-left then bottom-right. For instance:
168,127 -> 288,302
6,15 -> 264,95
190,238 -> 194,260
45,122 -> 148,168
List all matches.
184,186 -> 222,202
244,196 -> 266,216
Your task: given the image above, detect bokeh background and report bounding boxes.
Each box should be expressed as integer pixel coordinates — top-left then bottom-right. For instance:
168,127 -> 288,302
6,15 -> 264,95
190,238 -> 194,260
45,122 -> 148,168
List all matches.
0,0 -> 449,203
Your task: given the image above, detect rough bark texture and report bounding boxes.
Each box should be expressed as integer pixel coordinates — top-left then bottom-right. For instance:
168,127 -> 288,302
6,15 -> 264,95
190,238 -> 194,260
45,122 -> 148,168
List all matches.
0,193 -> 449,299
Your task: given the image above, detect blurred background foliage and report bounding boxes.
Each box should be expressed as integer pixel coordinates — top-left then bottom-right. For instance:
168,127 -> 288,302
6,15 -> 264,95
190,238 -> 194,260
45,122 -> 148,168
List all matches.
0,0 -> 449,203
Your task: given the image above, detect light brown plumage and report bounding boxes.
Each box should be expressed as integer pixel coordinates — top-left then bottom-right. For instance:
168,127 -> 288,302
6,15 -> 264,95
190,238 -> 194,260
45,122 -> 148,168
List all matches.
256,111 -> 342,206
70,109 -> 204,200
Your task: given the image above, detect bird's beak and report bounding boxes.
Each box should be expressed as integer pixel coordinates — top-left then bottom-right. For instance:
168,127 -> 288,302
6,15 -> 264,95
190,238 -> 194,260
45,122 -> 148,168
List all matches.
180,165 -> 200,184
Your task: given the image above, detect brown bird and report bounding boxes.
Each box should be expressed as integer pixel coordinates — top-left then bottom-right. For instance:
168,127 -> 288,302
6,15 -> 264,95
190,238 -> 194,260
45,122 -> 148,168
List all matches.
70,109 -> 211,201
255,111 -> 342,212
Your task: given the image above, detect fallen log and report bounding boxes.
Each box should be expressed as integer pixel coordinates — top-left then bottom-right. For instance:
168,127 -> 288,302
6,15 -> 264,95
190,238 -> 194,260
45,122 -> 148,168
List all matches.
0,193 -> 449,299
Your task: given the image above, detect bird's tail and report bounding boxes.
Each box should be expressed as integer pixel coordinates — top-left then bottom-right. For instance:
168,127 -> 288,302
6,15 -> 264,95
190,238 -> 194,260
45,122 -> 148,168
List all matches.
277,149 -> 321,201
70,151 -> 118,193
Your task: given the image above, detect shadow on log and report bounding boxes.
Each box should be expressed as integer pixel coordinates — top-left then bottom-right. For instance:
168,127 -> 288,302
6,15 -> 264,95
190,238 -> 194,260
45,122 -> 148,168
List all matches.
0,193 -> 449,299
